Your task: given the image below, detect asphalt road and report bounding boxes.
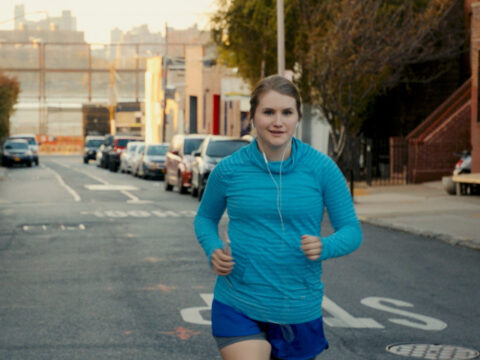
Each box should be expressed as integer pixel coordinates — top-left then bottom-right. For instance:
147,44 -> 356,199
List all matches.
0,155 -> 479,360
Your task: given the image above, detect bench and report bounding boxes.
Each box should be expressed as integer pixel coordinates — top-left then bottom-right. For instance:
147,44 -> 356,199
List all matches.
452,173 -> 480,195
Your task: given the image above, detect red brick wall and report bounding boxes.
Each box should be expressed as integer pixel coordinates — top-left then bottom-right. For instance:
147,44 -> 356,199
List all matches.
408,101 -> 471,183
471,2 -> 480,172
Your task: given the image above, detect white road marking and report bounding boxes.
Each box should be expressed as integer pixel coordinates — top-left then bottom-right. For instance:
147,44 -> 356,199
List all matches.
53,161 -> 109,185
81,210 -> 196,218
323,296 -> 383,328
51,160 -> 153,203
75,169 -> 109,185
41,164 -> 81,202
180,294 -> 447,331
85,184 -> 138,191
180,294 -> 213,325
22,224 -> 86,231
152,210 -> 181,217
361,297 -> 447,331
121,190 -> 153,204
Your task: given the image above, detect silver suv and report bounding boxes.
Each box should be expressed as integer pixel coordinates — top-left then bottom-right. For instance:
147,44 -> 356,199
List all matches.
8,134 -> 39,165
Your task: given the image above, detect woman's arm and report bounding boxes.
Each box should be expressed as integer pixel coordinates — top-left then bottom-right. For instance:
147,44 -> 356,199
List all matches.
193,164 -> 228,263
319,157 -> 363,260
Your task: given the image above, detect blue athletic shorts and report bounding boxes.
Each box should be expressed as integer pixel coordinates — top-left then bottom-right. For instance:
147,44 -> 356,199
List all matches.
211,299 -> 329,360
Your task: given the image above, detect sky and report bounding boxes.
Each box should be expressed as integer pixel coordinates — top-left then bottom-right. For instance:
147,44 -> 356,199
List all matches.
0,0 -> 217,43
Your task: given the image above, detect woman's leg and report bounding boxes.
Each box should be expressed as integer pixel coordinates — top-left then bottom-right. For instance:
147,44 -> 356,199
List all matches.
220,339 -> 271,360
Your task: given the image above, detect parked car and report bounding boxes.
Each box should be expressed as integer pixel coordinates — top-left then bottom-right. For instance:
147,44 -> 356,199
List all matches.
453,150 -> 471,176
83,135 -> 104,164
443,150 -> 473,195
1,139 -> 33,167
8,134 -> 39,165
98,135 -> 112,168
137,143 -> 169,179
103,135 -> 143,172
191,135 -> 250,199
96,144 -> 106,167
164,134 -> 207,193
130,142 -> 146,176
120,141 -> 143,173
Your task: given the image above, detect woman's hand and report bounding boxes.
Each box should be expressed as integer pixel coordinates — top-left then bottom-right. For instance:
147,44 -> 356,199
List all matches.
211,249 -> 235,276
301,235 -> 323,261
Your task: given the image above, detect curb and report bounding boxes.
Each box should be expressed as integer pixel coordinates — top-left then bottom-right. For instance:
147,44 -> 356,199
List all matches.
360,217 -> 480,251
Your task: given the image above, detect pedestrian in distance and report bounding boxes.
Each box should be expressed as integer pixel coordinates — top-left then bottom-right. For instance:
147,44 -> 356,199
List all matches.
194,75 -> 362,360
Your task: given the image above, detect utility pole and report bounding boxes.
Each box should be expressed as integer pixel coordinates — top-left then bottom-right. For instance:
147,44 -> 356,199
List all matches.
162,22 -> 168,142
277,0 -> 285,76
108,65 -> 116,135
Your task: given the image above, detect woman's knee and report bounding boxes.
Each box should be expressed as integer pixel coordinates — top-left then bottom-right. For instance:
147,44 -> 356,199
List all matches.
220,339 -> 271,360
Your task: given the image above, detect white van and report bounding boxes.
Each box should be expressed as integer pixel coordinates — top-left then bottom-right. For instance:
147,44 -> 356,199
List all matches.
8,134 -> 39,165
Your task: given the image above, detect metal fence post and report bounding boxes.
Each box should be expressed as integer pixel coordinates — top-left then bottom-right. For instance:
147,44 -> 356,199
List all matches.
366,138 -> 372,186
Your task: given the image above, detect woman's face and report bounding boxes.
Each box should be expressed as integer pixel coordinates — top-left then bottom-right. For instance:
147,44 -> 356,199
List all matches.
253,90 -> 299,153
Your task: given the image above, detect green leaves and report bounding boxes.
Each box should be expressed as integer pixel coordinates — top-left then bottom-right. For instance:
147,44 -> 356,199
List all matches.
0,72 -> 20,140
210,0 -> 298,86
210,0 -> 464,161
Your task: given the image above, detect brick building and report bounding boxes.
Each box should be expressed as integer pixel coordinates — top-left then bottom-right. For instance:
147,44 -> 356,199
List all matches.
394,0 -> 480,183
469,1 -> 480,172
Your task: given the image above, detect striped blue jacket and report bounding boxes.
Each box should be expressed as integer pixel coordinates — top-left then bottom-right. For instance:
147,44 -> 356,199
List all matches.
194,137 -> 362,324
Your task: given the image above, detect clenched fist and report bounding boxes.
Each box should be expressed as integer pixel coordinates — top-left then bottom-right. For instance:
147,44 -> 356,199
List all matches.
211,249 -> 235,276
301,235 -> 322,261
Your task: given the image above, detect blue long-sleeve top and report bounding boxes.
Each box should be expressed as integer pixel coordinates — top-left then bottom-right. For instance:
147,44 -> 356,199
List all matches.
194,137 -> 362,324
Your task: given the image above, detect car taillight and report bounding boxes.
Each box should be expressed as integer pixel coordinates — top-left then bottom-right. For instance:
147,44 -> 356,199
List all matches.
455,159 -> 463,169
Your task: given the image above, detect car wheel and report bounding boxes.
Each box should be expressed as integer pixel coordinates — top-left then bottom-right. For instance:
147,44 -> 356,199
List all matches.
27,161 -> 32,167
164,176 -> 173,191
35,158 -> 39,166
84,158 -> 88,164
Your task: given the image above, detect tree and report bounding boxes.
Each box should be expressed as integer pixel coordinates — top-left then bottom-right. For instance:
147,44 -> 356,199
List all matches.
0,72 -> 20,140
210,0 -> 299,87
295,0 -> 466,162
210,0 -> 466,163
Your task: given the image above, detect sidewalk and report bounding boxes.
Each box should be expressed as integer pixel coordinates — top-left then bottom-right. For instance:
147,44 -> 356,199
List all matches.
354,181 -> 480,251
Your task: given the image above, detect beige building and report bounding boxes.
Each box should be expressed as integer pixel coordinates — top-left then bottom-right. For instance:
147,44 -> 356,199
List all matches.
185,45 -> 250,137
144,44 -> 251,143
144,57 -> 164,143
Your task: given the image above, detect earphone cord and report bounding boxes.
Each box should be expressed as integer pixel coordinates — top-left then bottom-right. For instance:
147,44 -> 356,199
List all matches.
260,141 -> 291,243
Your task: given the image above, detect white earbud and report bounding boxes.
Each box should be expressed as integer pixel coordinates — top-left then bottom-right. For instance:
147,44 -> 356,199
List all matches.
250,120 -> 255,129
296,122 -> 299,129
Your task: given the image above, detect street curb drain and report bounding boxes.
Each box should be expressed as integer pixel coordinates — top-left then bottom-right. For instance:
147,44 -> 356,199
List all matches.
386,343 -> 479,359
